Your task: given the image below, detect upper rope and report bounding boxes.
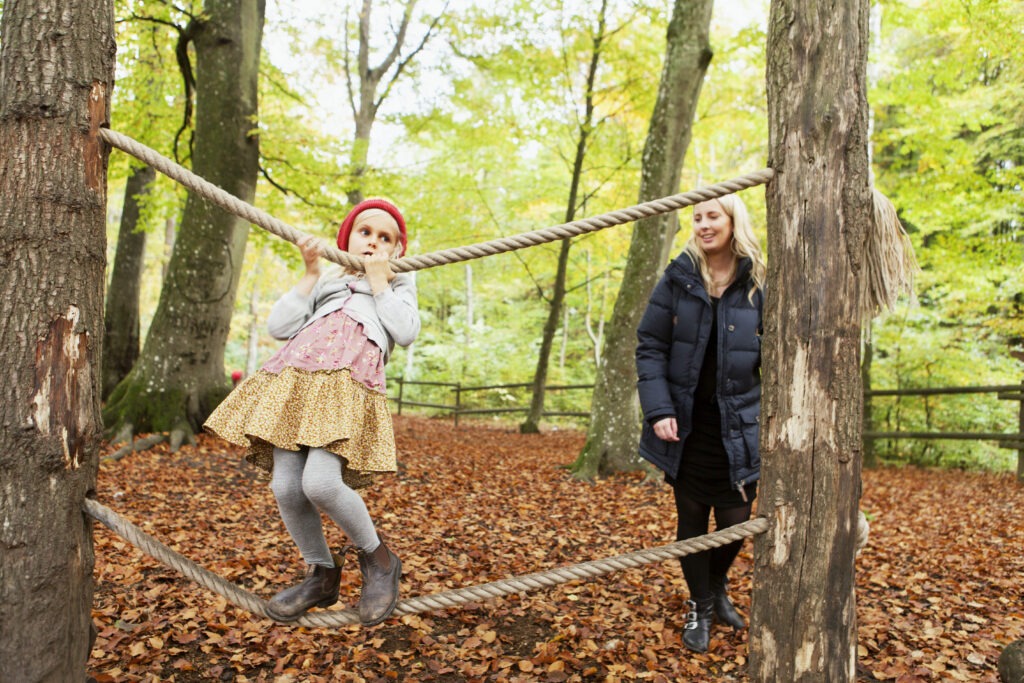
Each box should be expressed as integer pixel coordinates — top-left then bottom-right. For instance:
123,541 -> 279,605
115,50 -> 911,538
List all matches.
99,128 -> 774,274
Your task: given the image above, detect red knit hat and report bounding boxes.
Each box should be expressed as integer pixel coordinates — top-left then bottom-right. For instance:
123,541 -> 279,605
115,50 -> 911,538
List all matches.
336,198 -> 407,253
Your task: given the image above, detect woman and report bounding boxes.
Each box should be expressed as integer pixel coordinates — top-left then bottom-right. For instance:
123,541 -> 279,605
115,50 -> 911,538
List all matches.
635,193 -> 765,654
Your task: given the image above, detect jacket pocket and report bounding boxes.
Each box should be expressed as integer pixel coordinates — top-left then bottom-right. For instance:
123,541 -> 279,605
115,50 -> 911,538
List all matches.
640,420 -> 683,466
641,420 -> 669,457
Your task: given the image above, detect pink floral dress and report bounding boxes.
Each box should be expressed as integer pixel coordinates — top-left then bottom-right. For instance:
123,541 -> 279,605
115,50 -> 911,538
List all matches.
204,310 -> 395,490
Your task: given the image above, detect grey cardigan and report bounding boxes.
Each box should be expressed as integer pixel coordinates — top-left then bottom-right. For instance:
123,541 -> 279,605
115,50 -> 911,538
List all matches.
266,272 -> 420,362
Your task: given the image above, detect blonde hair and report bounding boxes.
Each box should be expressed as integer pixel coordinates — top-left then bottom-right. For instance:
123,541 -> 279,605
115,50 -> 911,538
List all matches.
683,193 -> 765,301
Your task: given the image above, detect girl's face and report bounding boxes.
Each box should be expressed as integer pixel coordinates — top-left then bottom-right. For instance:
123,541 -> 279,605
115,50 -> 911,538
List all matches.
692,199 -> 734,257
347,213 -> 401,258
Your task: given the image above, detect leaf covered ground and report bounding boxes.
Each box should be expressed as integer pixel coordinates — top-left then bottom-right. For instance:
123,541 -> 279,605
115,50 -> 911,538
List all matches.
87,415 -> 1024,682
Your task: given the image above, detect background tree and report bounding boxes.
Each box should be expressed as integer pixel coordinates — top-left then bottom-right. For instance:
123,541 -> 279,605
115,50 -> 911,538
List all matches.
385,0 -> 656,394
0,0 -> 114,677
749,0 -> 871,679
103,0 -> 267,444
865,0 -> 1023,467
521,0 -> 621,433
103,164 -> 156,398
571,0 -> 714,477
341,0 -> 444,205
102,4 -> 192,398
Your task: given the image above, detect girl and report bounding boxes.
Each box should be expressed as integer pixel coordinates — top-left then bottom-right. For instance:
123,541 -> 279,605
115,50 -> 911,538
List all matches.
205,198 -> 420,626
635,193 -> 765,655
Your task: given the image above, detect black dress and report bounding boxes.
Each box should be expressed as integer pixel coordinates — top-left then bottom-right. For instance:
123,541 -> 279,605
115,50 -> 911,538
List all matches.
668,297 -> 757,507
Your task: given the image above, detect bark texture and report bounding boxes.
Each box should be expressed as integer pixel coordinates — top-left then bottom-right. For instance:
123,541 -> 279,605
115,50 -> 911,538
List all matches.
572,0 -> 713,477
750,1 -> 872,681
103,0 -> 266,439
0,0 -> 114,679
103,164 -> 155,399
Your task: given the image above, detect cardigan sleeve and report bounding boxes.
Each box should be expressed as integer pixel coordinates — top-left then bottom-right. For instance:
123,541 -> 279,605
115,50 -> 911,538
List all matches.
266,285 -> 318,340
373,272 -> 421,347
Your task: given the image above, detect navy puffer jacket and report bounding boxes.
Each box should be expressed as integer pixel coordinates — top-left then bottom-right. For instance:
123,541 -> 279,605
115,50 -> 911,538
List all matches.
635,251 -> 763,490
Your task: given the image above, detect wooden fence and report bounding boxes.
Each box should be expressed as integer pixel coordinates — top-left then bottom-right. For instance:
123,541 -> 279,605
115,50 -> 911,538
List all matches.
388,377 -> 1024,481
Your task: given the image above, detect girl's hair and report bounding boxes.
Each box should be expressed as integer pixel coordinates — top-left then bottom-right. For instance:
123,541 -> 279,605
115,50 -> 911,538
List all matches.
683,193 -> 766,301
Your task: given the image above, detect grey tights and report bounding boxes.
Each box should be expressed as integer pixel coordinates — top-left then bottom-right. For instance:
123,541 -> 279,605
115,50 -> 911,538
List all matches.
270,446 -> 380,567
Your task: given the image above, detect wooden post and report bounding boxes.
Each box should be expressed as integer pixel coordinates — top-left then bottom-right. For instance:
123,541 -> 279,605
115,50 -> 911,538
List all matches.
752,1 -> 871,680
396,376 -> 404,416
454,383 -> 462,427
1018,379 -> 1023,484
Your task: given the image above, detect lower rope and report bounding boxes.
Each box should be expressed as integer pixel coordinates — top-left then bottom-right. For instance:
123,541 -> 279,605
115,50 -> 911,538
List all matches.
84,497 -> 769,628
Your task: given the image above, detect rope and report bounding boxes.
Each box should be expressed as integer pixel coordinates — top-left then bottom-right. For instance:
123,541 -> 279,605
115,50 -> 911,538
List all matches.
84,497 -> 768,628
98,128 -> 773,274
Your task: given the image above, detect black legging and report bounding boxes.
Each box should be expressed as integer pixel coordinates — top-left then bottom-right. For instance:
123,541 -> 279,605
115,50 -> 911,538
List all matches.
673,488 -> 753,601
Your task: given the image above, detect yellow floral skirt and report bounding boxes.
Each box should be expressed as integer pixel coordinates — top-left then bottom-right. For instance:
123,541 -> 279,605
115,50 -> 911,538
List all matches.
204,366 -> 395,490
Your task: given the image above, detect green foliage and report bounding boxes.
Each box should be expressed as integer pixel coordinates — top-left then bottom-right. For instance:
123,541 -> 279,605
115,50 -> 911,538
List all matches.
867,0 -> 1024,469
103,0 -> 1021,471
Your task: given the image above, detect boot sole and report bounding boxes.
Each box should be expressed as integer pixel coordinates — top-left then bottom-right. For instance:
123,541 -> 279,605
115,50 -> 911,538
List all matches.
360,557 -> 402,627
714,608 -> 746,630
265,592 -> 340,623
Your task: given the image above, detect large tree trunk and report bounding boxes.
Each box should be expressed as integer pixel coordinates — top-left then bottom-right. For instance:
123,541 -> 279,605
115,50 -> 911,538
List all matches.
103,0 -> 266,441
103,164 -> 155,399
0,0 -> 114,678
749,1 -> 871,680
571,0 -> 713,478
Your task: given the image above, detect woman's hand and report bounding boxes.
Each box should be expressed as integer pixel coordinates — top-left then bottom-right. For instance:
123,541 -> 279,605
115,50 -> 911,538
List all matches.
653,416 -> 679,442
363,251 -> 396,294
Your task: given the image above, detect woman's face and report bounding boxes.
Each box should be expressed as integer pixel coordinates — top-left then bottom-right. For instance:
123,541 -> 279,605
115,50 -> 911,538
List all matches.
692,199 -> 734,257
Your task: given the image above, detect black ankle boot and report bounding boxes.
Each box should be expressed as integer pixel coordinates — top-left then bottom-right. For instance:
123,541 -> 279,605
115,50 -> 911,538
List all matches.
357,538 -> 401,626
682,597 -> 715,653
710,574 -> 746,630
265,552 -> 344,623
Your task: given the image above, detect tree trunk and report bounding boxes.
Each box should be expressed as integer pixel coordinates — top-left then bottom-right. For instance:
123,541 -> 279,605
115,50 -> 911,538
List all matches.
750,1 -> 871,681
103,164 -> 156,399
0,0 -> 114,678
862,334 -> 877,467
162,215 -> 176,281
571,0 -> 713,478
103,0 -> 266,440
521,238 -> 574,433
520,0 -> 608,434
344,0 -> 439,206
244,251 -> 264,378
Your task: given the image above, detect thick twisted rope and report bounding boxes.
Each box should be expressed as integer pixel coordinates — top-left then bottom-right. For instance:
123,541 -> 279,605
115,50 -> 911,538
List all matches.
99,128 -> 773,274
84,497 -> 768,628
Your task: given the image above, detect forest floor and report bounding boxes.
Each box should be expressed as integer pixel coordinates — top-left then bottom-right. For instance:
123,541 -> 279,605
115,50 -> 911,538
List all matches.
86,415 -> 1024,682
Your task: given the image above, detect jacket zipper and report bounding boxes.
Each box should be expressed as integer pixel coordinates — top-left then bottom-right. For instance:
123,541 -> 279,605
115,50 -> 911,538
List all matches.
734,479 -> 749,503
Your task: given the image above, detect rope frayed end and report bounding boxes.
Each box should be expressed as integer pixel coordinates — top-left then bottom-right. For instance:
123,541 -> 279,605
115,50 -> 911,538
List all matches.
859,189 -> 920,335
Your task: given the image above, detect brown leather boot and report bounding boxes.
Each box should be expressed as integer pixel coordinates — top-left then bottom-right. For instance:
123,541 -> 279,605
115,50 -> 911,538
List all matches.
265,552 -> 344,623
357,538 -> 401,626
